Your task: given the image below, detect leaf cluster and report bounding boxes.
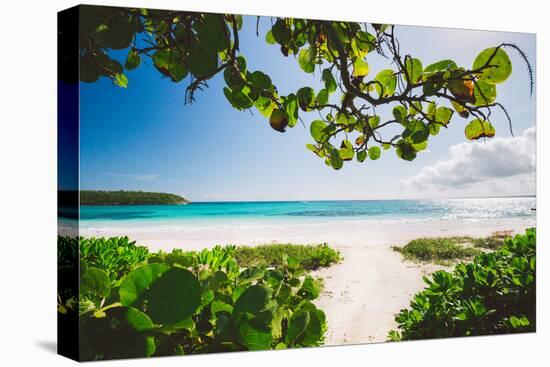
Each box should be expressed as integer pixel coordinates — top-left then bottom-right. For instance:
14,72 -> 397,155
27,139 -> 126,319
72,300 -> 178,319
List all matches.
58,237 -> 333,360
388,228 -> 536,341
77,5 -> 531,170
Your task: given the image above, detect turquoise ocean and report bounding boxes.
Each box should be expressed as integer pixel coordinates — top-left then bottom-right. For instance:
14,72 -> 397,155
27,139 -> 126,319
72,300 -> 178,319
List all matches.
77,197 -> 536,233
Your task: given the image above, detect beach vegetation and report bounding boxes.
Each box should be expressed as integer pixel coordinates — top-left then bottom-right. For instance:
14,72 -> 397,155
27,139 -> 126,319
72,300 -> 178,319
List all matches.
70,6 -> 533,171
234,243 -> 342,270
388,228 -> 536,341
58,237 -> 337,360
393,237 -> 482,264
80,190 -> 188,206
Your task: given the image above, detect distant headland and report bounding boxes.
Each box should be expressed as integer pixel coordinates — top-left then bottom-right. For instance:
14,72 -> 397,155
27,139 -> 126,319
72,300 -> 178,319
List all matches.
59,190 -> 189,206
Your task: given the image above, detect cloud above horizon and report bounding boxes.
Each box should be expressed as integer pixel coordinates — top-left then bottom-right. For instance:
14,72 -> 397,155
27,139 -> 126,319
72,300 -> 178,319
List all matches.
398,127 -> 536,197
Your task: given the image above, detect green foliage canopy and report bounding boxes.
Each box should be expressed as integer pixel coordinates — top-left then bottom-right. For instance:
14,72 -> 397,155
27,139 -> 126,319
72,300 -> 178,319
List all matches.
77,6 -> 532,169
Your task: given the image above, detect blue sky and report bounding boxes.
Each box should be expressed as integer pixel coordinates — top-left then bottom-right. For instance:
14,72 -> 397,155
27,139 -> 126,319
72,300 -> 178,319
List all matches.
79,16 -> 536,201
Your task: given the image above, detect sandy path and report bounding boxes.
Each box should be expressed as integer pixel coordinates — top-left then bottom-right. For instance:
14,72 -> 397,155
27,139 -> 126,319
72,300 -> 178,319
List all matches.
312,246 -> 444,345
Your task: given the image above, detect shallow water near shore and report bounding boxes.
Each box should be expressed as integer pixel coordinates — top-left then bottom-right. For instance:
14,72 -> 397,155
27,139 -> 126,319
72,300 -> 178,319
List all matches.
75,197 -> 536,251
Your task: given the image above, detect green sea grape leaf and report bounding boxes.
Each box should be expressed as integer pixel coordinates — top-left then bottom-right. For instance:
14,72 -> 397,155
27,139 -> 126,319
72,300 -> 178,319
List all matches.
329,147 -> 344,170
119,264 -> 201,325
317,88 -> 329,106
124,49 -> 141,70
393,105 -> 408,124
146,268 -> 201,324
81,267 -> 111,298
284,93 -> 299,127
265,30 -> 276,44
396,139 -> 417,161
424,59 -> 457,74
119,263 -> 168,306
473,80 -> 497,106
404,57 -> 422,83
473,47 -> 512,84
126,306 -> 155,332
298,47 -> 316,73
114,73 -> 128,88
301,310 -> 322,346
368,146 -> 381,160
374,69 -> 396,97
322,68 -> 337,93
353,57 -> 369,77
187,41 -> 218,78
233,285 -> 271,317
211,300 -> 234,317
271,19 -> 291,45
434,106 -> 454,125
285,310 -> 309,345
465,119 -> 496,140
197,14 -> 228,52
310,120 -> 328,143
297,87 -> 316,111
238,314 -> 273,350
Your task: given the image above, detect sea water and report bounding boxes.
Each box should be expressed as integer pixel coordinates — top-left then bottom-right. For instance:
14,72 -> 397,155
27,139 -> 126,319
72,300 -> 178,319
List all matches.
77,197 -> 536,233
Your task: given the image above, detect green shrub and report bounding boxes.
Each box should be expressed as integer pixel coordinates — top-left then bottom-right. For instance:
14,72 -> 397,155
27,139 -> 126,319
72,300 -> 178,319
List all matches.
79,237 -> 150,284
394,237 -> 482,264
234,243 -> 342,270
472,231 -> 510,250
58,237 -> 333,360
389,228 -> 536,341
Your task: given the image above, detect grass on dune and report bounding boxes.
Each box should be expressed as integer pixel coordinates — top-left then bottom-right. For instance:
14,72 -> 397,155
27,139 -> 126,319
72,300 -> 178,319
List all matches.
234,243 -> 342,270
392,231 -> 510,265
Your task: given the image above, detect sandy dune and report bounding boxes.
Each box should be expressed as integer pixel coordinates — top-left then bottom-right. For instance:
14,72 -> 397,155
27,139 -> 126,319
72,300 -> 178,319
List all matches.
311,245 -> 444,345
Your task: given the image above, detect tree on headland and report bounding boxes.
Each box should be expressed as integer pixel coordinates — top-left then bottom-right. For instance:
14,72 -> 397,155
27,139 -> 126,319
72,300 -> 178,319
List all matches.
69,5 -> 533,170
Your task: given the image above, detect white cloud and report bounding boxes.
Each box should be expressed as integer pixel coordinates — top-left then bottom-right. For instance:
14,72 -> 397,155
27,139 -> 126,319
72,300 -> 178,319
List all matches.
398,127 -> 536,197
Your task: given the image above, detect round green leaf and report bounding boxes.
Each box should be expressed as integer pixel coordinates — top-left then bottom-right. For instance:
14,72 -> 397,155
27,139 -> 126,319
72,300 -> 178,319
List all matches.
396,140 -> 417,161
473,47 -> 512,84
124,49 -> 141,70
310,120 -> 327,143
187,42 -> 218,78
197,14 -> 228,52
269,109 -> 289,132
301,310 -> 322,346
465,119 -> 496,140
238,314 -> 273,350
368,146 -> 381,160
298,48 -> 316,73
234,285 -> 271,317
285,311 -> 309,345
473,80 -> 497,106
317,88 -> 329,106
374,69 -> 396,98
322,69 -> 337,93
81,267 -> 111,298
147,267 -> 201,325
271,19 -> 291,45
434,106 -> 454,125
119,263 -> 169,306
297,87 -> 316,111
393,105 -> 408,124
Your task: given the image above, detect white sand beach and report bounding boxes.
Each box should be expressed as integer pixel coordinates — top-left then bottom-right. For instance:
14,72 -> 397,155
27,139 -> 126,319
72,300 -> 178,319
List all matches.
78,217 -> 535,346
